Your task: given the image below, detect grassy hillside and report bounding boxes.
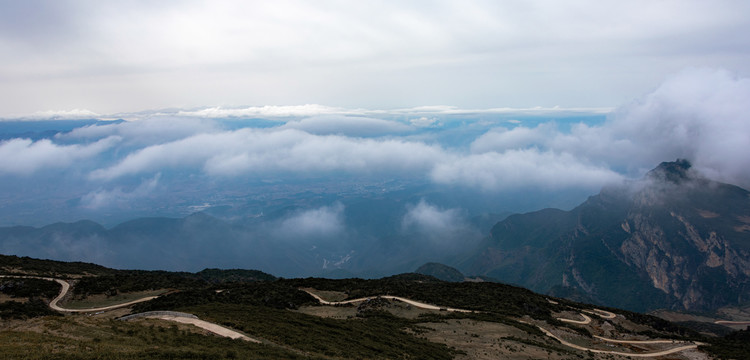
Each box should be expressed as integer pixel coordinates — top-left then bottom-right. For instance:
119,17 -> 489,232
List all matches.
1,254 -> 748,359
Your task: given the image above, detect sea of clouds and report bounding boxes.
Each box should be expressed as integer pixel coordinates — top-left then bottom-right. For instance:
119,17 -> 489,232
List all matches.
0,68 -> 748,221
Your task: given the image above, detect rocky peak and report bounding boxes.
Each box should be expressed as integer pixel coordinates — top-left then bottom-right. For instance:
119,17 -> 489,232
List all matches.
645,159 -> 693,184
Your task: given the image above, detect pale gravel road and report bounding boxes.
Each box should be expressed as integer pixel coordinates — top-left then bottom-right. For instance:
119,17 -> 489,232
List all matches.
0,276 -> 709,356
305,288 -> 705,358
0,275 -> 158,312
151,315 -> 260,342
558,312 -> 592,325
301,289 -> 474,312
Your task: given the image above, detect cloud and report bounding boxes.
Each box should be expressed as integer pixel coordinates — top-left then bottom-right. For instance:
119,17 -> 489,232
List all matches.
2,2 -> 750,116
400,199 -> 482,250
461,68 -> 750,187
0,136 -> 119,175
91,128 -> 444,180
57,116 -> 221,145
277,203 -> 345,238
402,199 -> 465,235
409,116 -> 438,127
280,115 -> 411,136
176,105 -> 356,118
4,67 -> 750,219
25,109 -> 101,120
80,173 -> 161,209
431,149 -> 623,191
470,123 -> 558,153
606,68 -> 750,186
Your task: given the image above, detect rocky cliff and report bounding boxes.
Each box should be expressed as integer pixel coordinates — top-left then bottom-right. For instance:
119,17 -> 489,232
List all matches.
465,160 -> 750,312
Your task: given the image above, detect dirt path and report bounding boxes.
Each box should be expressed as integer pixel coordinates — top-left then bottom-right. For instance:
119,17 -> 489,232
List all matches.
558,312 -> 592,325
535,325 -> 700,358
301,289 -> 474,313
0,275 -> 157,312
714,320 -> 750,325
151,314 -> 260,342
304,288 -> 703,358
584,308 -> 617,319
46,278 -> 158,313
594,335 -> 695,345
6,275 -> 259,343
3,277 -> 706,357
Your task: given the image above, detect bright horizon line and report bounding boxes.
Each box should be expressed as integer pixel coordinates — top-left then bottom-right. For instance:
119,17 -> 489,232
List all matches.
1,104 -> 616,121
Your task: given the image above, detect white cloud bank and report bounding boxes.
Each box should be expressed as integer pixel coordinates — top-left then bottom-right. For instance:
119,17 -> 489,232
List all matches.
80,173 -> 161,209
0,136 -> 119,175
89,128 -> 444,180
278,203 -> 346,238
462,68 -> 750,188
402,200 -> 465,235
431,149 -> 623,191
280,116 -> 412,136
1,68 -> 749,195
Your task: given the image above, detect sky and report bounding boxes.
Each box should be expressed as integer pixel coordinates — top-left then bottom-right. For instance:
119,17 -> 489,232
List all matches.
1,0 -> 750,116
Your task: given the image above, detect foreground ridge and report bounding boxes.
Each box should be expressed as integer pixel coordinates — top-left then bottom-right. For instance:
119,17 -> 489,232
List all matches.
1,275 -> 256,342
304,287 -> 705,358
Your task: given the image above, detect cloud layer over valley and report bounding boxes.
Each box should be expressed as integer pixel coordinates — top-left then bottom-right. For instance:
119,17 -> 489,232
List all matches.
3,69 -> 748,194
0,69 -> 749,275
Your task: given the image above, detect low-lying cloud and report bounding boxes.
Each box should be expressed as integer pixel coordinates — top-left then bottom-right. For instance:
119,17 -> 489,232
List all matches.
91,128 -> 444,180
0,136 -> 119,175
280,115 -> 412,136
431,149 -> 623,191
1,68 -> 749,216
80,174 -> 161,209
402,200 -> 465,235
277,203 -> 346,239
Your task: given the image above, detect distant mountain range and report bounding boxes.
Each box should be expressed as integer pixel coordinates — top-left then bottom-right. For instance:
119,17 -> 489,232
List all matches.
2,159 -> 748,313
464,160 -> 750,312
0,197 -> 487,278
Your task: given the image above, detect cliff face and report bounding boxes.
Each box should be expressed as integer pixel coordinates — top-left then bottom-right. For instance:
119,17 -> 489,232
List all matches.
467,160 -> 750,312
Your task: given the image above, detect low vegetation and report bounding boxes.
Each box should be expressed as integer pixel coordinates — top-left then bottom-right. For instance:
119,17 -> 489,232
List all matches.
1,277 -> 61,299
185,303 -> 458,359
0,298 -> 60,319
3,255 -> 750,359
702,326 -> 750,359
0,316 -> 316,359
282,274 -> 556,320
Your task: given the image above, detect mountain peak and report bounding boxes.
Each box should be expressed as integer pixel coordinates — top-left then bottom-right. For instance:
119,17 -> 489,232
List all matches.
646,158 -> 693,183
415,262 -> 464,282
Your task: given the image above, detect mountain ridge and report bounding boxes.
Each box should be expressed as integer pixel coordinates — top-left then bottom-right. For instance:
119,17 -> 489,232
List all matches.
465,160 -> 750,312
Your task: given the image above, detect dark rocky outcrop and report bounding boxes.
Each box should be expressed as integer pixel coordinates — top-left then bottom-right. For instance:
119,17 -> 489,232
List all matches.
465,160 -> 750,312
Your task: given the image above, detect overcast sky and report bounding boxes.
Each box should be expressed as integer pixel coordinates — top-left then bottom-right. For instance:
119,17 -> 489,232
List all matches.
1,0 -> 750,116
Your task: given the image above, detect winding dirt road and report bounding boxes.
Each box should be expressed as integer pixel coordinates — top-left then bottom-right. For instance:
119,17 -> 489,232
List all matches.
558,312 -> 592,325
149,314 -> 259,342
584,308 -> 617,319
0,275 -> 157,312
301,289 -> 474,313
714,320 -> 750,326
304,288 -> 704,358
535,324 -> 701,358
1,275 -> 259,342
1,276 -> 708,355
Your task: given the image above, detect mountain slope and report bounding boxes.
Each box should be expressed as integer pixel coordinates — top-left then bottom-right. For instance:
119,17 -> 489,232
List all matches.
465,160 -> 750,312
415,262 -> 465,282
